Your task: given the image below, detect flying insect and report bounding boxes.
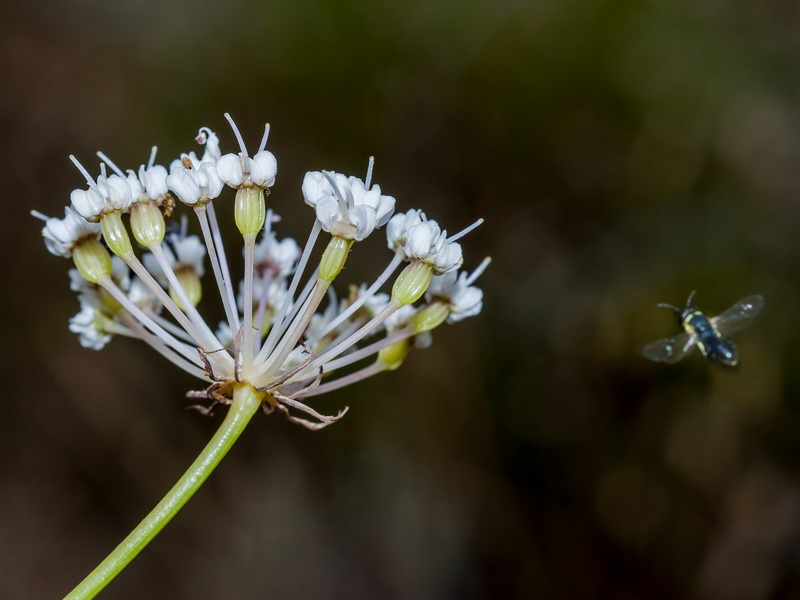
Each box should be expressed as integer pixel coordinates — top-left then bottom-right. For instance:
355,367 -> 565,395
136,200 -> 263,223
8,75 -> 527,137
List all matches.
642,292 -> 763,366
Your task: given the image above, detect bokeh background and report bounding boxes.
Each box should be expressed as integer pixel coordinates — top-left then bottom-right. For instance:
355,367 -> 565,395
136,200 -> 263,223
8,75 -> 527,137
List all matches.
4,0 -> 800,598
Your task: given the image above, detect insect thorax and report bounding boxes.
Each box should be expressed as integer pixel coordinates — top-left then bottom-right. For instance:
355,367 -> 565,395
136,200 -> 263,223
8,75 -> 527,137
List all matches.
681,309 -> 709,332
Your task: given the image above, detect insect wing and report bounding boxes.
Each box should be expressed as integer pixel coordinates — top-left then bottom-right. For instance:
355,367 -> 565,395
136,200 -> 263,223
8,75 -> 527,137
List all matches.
711,295 -> 764,336
642,332 -> 696,364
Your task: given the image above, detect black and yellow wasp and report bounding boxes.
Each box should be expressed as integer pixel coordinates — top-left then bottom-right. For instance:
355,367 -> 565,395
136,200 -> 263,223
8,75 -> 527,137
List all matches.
643,292 -> 764,366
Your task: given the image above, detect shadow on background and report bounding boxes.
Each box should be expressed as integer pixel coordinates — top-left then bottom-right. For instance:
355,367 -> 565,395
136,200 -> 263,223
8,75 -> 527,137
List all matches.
4,0 -> 800,598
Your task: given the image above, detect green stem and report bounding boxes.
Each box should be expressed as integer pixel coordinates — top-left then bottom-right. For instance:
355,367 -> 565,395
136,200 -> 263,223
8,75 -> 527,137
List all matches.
65,383 -> 264,600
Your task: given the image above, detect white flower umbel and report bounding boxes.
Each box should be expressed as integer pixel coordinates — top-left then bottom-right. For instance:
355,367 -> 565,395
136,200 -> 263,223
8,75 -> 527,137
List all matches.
37,114 -> 487,599
39,118 -> 486,424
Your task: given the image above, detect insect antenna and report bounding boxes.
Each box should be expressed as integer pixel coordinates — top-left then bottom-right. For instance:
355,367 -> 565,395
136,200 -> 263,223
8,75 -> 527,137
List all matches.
684,290 -> 697,310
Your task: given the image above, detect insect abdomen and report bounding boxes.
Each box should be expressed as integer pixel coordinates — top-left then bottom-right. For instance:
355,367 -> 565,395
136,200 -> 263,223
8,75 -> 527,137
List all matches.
686,312 -> 738,366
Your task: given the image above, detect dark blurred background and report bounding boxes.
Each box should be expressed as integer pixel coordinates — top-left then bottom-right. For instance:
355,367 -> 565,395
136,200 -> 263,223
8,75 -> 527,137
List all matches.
4,0 -> 800,598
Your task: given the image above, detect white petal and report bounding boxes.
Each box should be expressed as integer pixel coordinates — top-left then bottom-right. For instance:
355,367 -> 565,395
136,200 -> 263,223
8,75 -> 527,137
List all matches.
166,168 -> 202,205
272,238 -> 300,274
302,171 -> 330,207
250,151 -> 277,187
141,164 -> 168,198
70,188 -> 105,220
129,278 -> 159,313
414,331 -> 433,348
43,206 -> 101,256
350,205 -> 377,241
69,303 -> 111,350
170,152 -> 200,171
196,162 -> 224,199
358,185 -> 381,210
405,221 -> 442,258
384,305 -> 416,333
449,286 -> 483,322
126,171 -> 144,199
217,154 -> 245,187
142,251 -> 168,285
427,271 -> 458,297
432,240 -> 462,274
375,194 -> 395,227
315,196 -> 340,231
103,175 -> 133,211
200,128 -> 221,164
386,209 -> 424,251
174,235 -> 207,278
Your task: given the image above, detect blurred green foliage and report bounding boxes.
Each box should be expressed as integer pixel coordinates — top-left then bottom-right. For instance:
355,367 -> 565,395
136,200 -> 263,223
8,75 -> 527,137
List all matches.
5,0 -> 800,597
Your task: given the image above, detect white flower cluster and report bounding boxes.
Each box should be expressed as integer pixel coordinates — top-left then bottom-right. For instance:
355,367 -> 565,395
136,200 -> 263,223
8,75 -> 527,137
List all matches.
38,206 -> 101,258
386,209 -> 465,274
70,164 -> 132,222
166,128 -> 225,206
426,258 -> 489,322
67,256 -> 157,350
35,114 -> 487,429
302,170 -> 394,241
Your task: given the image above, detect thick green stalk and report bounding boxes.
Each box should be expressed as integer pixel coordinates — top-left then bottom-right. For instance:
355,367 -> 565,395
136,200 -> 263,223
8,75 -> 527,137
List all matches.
65,384 -> 264,600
